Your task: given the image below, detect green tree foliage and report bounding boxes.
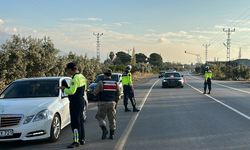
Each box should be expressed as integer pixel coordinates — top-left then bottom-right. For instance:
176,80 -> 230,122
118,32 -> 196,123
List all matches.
135,53 -> 147,63
196,63 -> 250,80
148,53 -> 163,66
113,51 -> 131,65
109,51 -> 115,61
0,35 -> 102,85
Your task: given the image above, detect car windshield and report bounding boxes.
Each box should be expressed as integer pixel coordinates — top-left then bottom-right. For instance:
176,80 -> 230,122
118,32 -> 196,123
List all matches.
0,80 -> 59,99
164,73 -> 181,78
95,75 -> 119,83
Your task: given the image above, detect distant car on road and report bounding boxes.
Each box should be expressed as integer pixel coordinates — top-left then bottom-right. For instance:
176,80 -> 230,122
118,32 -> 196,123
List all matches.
87,73 -> 123,102
0,77 -> 88,142
162,72 -> 184,88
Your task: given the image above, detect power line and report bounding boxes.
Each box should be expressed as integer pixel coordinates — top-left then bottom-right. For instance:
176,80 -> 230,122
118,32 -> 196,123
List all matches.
209,7 -> 250,47
93,32 -> 103,61
223,28 -> 235,61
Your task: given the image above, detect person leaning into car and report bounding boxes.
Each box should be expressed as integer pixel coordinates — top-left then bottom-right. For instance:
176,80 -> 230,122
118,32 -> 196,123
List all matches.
60,62 -> 87,149
94,69 -> 121,140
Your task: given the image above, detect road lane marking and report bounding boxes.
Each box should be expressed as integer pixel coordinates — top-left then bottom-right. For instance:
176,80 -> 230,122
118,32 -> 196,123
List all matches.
114,79 -> 160,150
186,82 -> 250,120
214,82 -> 250,94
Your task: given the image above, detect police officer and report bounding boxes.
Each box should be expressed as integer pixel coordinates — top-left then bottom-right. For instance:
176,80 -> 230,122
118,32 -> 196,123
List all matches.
204,66 -> 212,94
122,65 -> 140,112
94,69 -> 121,140
60,62 -> 87,148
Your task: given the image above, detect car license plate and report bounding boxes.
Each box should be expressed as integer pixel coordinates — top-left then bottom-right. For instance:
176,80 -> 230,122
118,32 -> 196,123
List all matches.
0,129 -> 14,137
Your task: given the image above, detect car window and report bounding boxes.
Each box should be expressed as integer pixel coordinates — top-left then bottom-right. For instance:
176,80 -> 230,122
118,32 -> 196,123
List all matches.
164,73 -> 181,78
95,74 -> 119,83
0,80 -> 59,98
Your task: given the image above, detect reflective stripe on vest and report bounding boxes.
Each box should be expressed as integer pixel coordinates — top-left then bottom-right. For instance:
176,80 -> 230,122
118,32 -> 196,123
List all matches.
103,81 -> 117,92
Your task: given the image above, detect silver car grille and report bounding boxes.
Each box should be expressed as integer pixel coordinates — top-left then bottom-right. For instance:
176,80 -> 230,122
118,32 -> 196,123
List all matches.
0,114 -> 23,128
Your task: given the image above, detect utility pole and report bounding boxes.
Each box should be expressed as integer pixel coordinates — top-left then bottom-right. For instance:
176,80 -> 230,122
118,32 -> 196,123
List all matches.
203,43 -> 210,64
93,32 -> 103,61
238,47 -> 242,59
131,47 -> 136,66
223,28 -> 235,62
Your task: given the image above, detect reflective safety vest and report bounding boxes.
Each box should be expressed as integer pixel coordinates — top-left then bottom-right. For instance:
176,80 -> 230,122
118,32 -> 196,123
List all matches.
204,70 -> 212,81
99,79 -> 118,102
122,72 -> 133,86
64,73 -> 87,102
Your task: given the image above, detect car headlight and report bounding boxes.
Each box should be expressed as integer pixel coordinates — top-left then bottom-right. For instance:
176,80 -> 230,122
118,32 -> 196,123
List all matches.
23,115 -> 35,124
163,80 -> 167,82
33,109 -> 49,122
178,79 -> 184,82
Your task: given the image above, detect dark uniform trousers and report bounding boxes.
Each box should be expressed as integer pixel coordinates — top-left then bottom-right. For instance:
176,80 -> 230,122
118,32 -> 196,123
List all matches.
204,78 -> 212,92
69,98 -> 85,142
123,85 -> 136,107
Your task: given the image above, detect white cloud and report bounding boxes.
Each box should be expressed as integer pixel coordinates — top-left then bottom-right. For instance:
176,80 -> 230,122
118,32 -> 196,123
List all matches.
12,27 -> 17,33
236,27 -> 250,32
0,19 -> 4,25
62,17 -> 103,22
191,30 -> 219,34
87,17 -> 103,21
158,37 -> 170,43
147,29 -> 156,32
214,25 -> 226,29
62,17 -> 84,22
227,19 -> 250,25
114,23 -> 122,26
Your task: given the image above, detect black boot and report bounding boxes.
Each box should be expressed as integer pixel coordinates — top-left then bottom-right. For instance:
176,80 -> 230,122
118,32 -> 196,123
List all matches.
101,126 -> 108,140
208,91 -> 211,94
133,107 -> 140,112
67,142 -> 80,148
203,91 -> 206,94
80,140 -> 85,145
125,106 -> 131,112
109,130 -> 114,140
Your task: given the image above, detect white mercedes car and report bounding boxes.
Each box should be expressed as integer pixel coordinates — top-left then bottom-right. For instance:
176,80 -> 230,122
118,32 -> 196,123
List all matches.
0,77 -> 88,142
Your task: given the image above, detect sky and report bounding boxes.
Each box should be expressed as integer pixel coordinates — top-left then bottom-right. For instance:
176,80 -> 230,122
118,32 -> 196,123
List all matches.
0,0 -> 250,64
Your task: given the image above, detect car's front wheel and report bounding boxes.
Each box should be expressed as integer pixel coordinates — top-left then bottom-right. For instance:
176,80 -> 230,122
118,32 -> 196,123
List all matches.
49,114 -> 61,142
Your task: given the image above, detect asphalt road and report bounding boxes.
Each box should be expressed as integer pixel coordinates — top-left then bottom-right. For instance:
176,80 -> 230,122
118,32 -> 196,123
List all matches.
2,75 -> 250,150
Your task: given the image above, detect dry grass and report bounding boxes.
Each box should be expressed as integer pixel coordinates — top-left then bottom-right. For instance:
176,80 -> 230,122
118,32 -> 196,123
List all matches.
133,72 -> 154,81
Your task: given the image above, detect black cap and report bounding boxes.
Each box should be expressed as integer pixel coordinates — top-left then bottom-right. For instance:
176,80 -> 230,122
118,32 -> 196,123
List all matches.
66,62 -> 77,70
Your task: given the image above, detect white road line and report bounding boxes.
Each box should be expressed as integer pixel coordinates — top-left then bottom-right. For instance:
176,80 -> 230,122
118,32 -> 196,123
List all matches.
114,79 -> 160,150
186,82 -> 250,120
214,82 -> 250,94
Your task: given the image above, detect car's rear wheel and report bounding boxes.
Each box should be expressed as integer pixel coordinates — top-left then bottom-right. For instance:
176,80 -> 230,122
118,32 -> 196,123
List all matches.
49,114 -> 61,142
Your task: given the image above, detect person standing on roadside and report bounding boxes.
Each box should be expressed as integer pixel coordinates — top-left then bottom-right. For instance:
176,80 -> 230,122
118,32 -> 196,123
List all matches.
203,66 -> 212,94
122,65 -> 140,112
94,69 -> 121,140
60,62 -> 87,148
